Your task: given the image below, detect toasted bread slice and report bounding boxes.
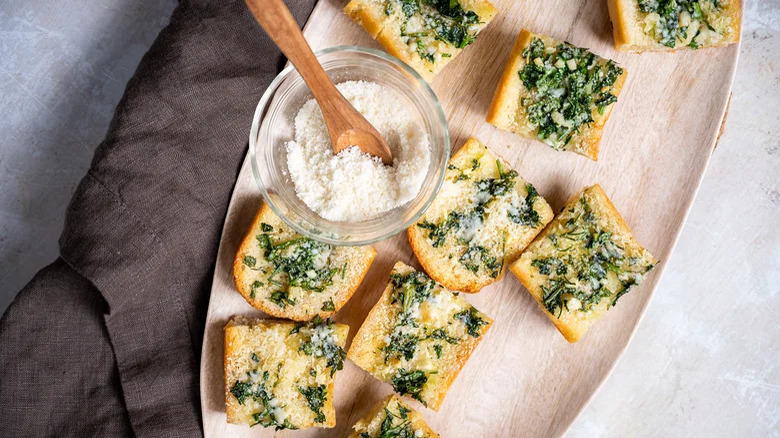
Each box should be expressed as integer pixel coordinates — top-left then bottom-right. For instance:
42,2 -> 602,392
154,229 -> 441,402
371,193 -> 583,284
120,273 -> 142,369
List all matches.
608,0 -> 741,52
347,394 -> 441,438
510,185 -> 657,343
487,29 -> 628,161
348,262 -> 492,411
233,202 -> 376,321
408,138 -> 553,293
224,316 -> 348,428
344,0 -> 498,81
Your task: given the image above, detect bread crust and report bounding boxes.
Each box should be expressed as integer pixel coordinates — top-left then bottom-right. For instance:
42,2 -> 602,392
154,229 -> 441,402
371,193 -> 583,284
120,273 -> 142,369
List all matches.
486,28 -> 533,132
347,262 -> 492,411
510,185 -> 658,343
408,137 -> 553,293
608,0 -> 741,52
487,29 -> 627,161
344,0 -> 387,38
233,201 -> 376,321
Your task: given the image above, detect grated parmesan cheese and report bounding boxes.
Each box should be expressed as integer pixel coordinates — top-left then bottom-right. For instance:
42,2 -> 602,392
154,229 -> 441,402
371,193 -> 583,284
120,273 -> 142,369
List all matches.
285,81 -> 431,222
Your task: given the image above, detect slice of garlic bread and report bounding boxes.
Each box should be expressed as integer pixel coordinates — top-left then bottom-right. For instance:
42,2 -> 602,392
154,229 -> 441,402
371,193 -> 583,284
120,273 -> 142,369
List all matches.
348,262 -> 492,411
233,202 -> 375,321
608,0 -> 741,52
408,138 -> 553,293
487,29 -> 627,160
348,394 -> 441,438
224,316 -> 348,428
344,0 -> 497,81
510,185 -> 657,343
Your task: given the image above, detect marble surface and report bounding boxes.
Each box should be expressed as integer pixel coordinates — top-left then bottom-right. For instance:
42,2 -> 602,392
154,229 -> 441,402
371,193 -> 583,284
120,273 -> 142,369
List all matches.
1,1 -> 778,436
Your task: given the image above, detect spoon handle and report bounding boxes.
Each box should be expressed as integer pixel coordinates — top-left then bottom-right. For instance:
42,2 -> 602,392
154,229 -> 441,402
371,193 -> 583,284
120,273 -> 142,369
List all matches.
244,0 -> 342,109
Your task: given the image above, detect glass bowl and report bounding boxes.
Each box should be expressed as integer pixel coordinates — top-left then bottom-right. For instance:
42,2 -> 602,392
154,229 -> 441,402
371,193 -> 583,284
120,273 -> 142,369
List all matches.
249,46 -> 450,246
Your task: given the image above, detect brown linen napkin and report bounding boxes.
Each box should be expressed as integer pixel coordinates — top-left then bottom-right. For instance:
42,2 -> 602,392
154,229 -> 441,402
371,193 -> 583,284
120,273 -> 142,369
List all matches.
0,0 -> 317,436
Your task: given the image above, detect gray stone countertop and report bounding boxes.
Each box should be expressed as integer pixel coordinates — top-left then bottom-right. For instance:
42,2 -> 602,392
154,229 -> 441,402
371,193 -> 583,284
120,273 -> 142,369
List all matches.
1,1 -> 778,436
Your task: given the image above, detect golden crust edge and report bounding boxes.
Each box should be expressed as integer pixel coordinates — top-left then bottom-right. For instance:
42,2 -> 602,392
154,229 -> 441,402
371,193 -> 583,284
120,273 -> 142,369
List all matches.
486,29 -> 533,130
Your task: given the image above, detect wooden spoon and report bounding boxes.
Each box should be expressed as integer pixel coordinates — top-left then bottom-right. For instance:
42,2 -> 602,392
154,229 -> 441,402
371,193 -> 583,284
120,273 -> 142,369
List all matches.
245,0 -> 393,165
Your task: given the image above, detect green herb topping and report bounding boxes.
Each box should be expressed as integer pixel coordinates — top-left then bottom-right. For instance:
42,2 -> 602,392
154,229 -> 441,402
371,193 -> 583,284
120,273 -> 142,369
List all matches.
519,37 -> 623,149
383,332 -> 420,362
249,280 -> 263,299
269,290 -> 295,308
638,0 -> 723,49
534,196 -> 655,317
298,384 -> 327,423
229,370 -> 295,430
454,307 -> 489,337
379,405 -> 418,438
257,233 -> 338,293
385,0 -> 484,64
321,298 -> 335,312
297,316 -> 346,376
391,368 -> 428,405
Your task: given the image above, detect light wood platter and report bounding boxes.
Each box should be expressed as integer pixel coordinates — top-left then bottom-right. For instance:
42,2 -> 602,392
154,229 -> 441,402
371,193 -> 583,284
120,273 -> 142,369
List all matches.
200,0 -> 740,436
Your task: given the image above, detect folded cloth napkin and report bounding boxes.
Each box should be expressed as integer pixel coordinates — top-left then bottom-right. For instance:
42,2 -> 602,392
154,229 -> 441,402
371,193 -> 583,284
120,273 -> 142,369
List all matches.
0,0 -> 317,436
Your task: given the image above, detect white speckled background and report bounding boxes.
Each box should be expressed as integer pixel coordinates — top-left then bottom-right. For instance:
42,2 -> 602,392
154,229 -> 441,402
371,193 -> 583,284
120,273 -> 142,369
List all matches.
1,1 -> 778,436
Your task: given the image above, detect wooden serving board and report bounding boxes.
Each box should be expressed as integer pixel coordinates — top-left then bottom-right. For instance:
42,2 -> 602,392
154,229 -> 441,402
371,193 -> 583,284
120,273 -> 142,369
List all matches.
200,0 -> 740,436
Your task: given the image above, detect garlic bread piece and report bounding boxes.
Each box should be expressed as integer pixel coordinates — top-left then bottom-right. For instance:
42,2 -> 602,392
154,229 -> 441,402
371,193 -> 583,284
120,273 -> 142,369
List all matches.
348,262 -> 492,411
233,202 -> 375,321
510,185 -> 657,343
224,316 -> 348,428
487,29 -> 627,160
608,0 -> 741,52
409,138 -> 553,293
348,395 -> 440,438
344,0 -> 497,81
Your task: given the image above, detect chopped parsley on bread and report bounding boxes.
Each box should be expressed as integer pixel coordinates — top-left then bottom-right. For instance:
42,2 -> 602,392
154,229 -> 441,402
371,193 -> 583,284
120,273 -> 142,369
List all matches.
344,0 -> 498,80
233,202 -> 375,320
224,316 -> 348,428
487,29 -> 627,160
408,138 -> 553,293
348,395 -> 440,438
608,0 -> 741,51
510,185 -> 657,343
348,262 -> 492,410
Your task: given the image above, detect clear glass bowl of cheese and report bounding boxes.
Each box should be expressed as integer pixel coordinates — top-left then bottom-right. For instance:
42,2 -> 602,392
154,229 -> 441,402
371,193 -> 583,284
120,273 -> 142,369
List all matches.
250,46 -> 450,246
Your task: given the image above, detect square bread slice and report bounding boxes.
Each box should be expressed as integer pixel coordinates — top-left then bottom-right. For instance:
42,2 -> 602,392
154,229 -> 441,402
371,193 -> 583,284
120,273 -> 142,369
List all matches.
408,138 -> 553,293
487,29 -> 628,161
608,0 -> 741,52
347,394 -> 441,438
233,201 -> 376,321
348,261 -> 493,411
344,0 -> 498,81
224,316 -> 349,429
509,185 -> 657,343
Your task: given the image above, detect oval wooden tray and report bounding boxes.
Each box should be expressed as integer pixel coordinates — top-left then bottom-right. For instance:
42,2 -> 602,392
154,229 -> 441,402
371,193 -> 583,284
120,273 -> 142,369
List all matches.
200,0 -> 739,436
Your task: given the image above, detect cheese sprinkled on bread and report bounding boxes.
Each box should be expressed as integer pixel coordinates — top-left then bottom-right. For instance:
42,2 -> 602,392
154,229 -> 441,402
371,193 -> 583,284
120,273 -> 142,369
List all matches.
233,201 -> 375,321
409,138 -> 553,293
348,395 -> 440,438
510,185 -> 657,342
348,262 -> 492,411
224,316 -> 348,428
